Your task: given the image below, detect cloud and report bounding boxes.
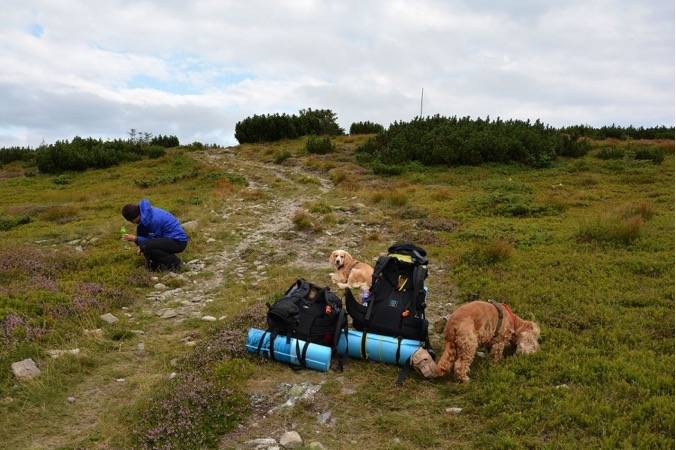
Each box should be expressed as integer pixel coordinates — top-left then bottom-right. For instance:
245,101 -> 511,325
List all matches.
0,0 -> 673,147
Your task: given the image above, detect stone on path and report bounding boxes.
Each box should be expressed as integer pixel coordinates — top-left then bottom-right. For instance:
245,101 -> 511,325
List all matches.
279,431 -> 303,448
445,407 -> 463,414
154,283 -> 168,290
46,348 -> 80,358
100,313 -> 118,324
158,308 -> 178,319
317,410 -> 332,426
11,358 -> 41,381
308,442 -> 326,450
201,315 -> 217,322
245,438 -> 277,447
182,220 -> 199,232
67,396 -> 76,403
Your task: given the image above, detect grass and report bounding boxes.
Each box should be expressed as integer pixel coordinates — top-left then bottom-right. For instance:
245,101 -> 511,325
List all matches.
0,135 -> 673,449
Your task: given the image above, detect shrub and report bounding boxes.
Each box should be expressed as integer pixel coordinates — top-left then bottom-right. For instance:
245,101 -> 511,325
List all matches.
53,174 -> 71,185
35,137 -> 166,173
235,108 -> 344,143
622,202 -> 655,221
461,239 -> 514,265
329,169 -> 347,184
350,121 -> 385,134
596,146 -> 625,160
561,124 -> 674,140
0,147 -> 35,165
356,115 -> 557,169
305,136 -> 335,154
0,215 -> 31,231
555,134 -> 591,157
384,191 -> 409,207
150,134 -> 179,147
577,216 -> 644,246
292,209 -> 314,231
372,160 -> 404,176
273,150 -> 292,164
633,146 -> 665,164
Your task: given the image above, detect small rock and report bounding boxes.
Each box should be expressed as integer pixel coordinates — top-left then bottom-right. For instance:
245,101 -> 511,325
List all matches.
170,358 -> 179,367
317,410 -> 332,426
206,238 -> 216,243
340,387 -> 355,396
137,343 -> 145,352
74,245 -> 84,252
90,237 -> 99,243
154,283 -> 168,290
556,384 -> 569,389
392,438 -> 401,444
185,341 -> 197,347
182,220 -> 199,231
11,358 -> 41,381
445,407 -> 463,414
476,351 -> 486,358
115,378 -> 125,382
245,438 -> 277,447
83,328 -> 103,336
169,372 -> 177,380
67,396 -> 76,403
279,431 -> 302,448
46,348 -> 80,358
218,315 -> 227,321
201,315 -> 217,322
151,276 -> 159,281
67,239 -> 80,245
131,329 -> 145,335
100,313 -> 118,324
158,308 -> 178,319
308,442 -> 326,450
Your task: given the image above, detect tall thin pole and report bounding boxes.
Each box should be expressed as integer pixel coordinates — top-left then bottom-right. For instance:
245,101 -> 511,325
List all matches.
420,88 -> 424,117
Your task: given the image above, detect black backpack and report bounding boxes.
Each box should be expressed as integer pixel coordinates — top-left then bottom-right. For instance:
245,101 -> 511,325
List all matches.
257,279 -> 347,369
346,243 -> 432,374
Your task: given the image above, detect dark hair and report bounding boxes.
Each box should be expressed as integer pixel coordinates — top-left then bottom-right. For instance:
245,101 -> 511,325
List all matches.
122,204 -> 140,221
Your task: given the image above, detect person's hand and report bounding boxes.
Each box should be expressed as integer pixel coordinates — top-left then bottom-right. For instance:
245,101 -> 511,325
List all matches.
122,234 -> 136,242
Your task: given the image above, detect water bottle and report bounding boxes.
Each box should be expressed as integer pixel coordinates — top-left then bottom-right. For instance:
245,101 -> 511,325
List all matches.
360,290 -> 370,306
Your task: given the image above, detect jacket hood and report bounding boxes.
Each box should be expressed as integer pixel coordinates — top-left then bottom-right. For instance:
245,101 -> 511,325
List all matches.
139,199 -> 153,226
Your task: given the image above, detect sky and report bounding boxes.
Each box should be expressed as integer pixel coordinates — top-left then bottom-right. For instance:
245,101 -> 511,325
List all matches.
1,0 -> 674,147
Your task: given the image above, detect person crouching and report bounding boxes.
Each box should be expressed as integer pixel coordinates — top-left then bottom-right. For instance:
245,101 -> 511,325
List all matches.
121,199 -> 189,271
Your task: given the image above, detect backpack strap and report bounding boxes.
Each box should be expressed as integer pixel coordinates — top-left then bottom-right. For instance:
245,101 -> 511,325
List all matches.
332,307 -> 348,372
255,330 -> 268,356
395,358 -> 412,385
360,330 -> 368,360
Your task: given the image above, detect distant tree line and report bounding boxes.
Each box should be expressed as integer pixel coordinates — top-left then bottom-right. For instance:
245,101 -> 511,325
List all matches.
234,109 -> 344,143
350,121 -> 384,134
0,132 -> 180,173
561,124 -> 674,140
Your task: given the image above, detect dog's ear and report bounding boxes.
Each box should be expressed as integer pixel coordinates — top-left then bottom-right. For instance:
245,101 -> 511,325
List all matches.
344,251 -> 353,263
329,251 -> 337,264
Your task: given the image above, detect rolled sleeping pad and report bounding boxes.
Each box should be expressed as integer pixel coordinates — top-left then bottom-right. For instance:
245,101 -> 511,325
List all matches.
336,329 -> 423,366
246,328 -> 332,372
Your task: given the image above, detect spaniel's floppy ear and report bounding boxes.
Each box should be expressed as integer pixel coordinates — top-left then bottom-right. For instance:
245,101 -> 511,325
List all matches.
329,251 -> 337,264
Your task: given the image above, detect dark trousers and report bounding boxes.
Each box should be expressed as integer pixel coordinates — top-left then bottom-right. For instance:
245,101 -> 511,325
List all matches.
139,238 -> 187,271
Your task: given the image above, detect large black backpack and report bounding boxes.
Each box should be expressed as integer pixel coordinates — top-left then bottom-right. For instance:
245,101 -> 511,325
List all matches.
257,279 -> 347,369
346,243 -> 432,372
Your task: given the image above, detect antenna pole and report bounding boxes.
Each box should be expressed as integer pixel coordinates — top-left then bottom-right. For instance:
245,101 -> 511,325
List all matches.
420,88 -> 424,117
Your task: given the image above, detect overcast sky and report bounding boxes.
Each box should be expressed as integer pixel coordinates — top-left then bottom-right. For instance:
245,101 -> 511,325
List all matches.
1,0 -> 673,147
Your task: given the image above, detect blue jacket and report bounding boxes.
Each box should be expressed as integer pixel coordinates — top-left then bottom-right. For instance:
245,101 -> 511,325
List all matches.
135,199 -> 189,245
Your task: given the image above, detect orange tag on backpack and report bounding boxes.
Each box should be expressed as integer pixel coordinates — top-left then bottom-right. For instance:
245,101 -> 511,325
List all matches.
402,309 -> 411,318
325,305 -> 332,315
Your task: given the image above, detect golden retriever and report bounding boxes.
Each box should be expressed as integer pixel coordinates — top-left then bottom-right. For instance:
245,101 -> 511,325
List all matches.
435,300 -> 540,382
329,249 -> 374,293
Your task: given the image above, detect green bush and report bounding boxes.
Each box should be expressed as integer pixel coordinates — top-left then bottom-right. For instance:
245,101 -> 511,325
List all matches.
350,121 -> 385,134
596,146 -> 625,159
0,147 -> 35,165
52,175 -> 71,185
35,137 -> 166,173
273,150 -> 292,164
356,115 -> 557,168
555,134 -> 591,157
561,124 -> 674,140
305,136 -> 334,154
235,108 -> 344,143
577,216 -> 644,246
0,215 -> 31,231
149,134 -> 179,147
633,146 -> 665,164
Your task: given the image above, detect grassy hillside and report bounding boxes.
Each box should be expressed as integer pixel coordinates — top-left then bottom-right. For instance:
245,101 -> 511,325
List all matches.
0,136 -> 673,449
